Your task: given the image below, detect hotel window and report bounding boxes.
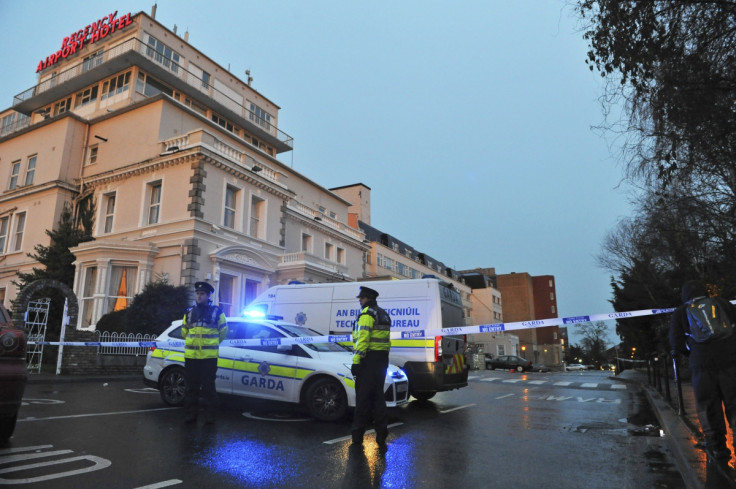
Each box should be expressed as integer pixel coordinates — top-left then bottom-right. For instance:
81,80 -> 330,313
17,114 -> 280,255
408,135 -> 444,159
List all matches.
325,242 -> 333,260
337,247 -> 345,264
397,262 -> 407,276
302,233 -> 312,252
211,113 -> 236,134
497,345 -> 506,356
318,206 -> 326,214
184,97 -> 208,117
146,181 -> 162,225
81,49 -> 104,72
24,155 -> 36,186
88,145 -> 98,165
75,86 -> 99,108
53,97 -> 72,116
8,160 -> 20,189
107,265 -> 137,313
249,103 -> 272,129
13,212 -> 25,252
376,253 -> 383,267
249,195 -> 265,238
1,114 -> 15,136
135,72 -> 173,98
550,292 -> 555,300
384,257 -> 394,272
146,34 -> 180,73
80,266 -> 97,327
224,186 -> 238,229
103,193 -> 116,233
0,217 -> 7,253
330,211 -> 336,219
201,71 -> 211,89
101,72 -> 131,99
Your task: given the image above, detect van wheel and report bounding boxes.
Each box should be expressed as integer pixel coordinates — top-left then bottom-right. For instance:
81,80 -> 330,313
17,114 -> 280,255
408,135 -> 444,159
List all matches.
160,367 -> 187,406
411,391 -> 436,401
516,366 -> 524,373
304,378 -> 347,421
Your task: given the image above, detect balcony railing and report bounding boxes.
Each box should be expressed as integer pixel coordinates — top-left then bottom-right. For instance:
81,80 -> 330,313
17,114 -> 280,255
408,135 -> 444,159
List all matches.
289,202 -> 365,241
12,37 -> 293,150
160,131 -> 286,189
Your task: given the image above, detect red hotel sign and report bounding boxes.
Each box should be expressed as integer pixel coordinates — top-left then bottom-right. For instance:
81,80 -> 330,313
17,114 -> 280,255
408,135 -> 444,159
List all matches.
36,11 -> 133,73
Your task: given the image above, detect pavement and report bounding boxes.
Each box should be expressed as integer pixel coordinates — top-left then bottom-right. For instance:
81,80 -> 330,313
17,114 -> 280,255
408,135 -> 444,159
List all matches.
615,368 -> 736,489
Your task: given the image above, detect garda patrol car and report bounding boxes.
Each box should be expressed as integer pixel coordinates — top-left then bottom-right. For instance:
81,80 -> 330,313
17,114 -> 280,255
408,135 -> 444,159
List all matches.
143,314 -> 409,421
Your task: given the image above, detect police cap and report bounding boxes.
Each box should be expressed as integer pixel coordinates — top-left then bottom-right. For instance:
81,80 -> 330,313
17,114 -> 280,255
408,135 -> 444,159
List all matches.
194,281 -> 215,294
357,286 -> 379,300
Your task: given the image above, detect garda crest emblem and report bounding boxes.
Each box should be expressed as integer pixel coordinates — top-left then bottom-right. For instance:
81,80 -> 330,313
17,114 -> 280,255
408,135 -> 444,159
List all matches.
295,312 -> 307,326
258,361 -> 271,376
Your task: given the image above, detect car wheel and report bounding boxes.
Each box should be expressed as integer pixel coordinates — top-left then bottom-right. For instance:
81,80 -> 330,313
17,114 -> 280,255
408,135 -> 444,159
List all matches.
411,391 -> 436,402
516,365 -> 524,373
304,377 -> 347,422
0,414 -> 18,441
159,367 -> 187,407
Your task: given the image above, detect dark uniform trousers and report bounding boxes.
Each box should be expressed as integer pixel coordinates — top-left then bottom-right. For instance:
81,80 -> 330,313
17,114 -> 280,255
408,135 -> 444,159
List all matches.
691,364 -> 736,450
184,357 -> 218,418
351,350 -> 389,438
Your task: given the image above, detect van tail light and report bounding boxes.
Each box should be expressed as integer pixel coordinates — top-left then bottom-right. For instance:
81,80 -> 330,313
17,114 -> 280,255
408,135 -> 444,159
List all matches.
434,336 -> 442,362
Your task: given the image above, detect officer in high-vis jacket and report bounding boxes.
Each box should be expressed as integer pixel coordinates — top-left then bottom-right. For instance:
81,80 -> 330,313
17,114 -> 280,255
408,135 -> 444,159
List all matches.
182,281 -> 227,424
351,286 -> 391,446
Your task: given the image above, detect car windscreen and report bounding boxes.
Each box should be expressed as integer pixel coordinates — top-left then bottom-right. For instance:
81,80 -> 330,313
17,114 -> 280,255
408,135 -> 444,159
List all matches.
275,323 -> 350,353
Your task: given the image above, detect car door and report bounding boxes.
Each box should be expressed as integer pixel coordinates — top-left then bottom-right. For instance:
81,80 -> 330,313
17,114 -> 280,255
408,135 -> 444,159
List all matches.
229,322 -> 300,402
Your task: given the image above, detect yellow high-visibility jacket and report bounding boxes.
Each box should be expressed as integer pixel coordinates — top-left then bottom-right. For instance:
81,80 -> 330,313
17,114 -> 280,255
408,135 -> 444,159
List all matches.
182,303 -> 227,360
352,305 -> 391,365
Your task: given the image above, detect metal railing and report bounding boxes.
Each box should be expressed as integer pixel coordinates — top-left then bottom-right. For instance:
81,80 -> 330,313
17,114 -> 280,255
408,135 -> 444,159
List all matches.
646,351 -> 687,416
96,331 -> 153,356
12,36 -> 293,149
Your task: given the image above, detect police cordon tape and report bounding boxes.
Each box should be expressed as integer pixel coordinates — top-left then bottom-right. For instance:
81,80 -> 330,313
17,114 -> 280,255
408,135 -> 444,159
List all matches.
26,303 -> 694,349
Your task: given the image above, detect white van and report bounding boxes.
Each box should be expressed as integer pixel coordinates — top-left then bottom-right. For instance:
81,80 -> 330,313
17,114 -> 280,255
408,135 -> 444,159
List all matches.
246,278 -> 469,400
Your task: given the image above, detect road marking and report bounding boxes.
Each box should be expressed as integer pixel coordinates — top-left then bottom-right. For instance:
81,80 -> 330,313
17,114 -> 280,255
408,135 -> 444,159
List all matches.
553,382 -> 572,386
0,449 -> 72,464
18,407 -> 178,422
440,403 -> 476,414
580,383 -> 599,388
502,379 -> 522,383
467,375 -> 480,380
134,480 -> 183,488
323,423 -> 404,445
495,394 -> 514,399
611,384 -> 627,390
480,378 -> 499,382
528,380 -> 547,385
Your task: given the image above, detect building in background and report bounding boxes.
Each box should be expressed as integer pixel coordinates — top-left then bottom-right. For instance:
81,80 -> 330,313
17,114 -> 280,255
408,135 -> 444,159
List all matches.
458,270 -> 517,357
331,183 -> 473,324
463,268 -> 562,367
0,8 -> 368,328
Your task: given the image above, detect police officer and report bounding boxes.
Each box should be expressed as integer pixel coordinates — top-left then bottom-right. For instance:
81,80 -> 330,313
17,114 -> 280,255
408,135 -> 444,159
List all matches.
351,286 -> 391,446
182,281 -> 227,424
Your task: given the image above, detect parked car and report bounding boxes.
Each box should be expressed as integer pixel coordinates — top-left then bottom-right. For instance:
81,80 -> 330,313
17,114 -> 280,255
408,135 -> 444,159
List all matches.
0,303 -> 27,441
143,315 -> 410,421
485,355 -> 532,372
531,363 -> 551,373
565,363 -> 586,371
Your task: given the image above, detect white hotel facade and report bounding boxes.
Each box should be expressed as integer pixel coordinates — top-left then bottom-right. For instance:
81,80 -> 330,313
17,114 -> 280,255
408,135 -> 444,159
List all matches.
0,7 -> 482,333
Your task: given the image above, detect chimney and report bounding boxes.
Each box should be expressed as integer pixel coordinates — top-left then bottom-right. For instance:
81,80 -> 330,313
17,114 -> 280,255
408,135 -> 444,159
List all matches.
151,3 -> 157,18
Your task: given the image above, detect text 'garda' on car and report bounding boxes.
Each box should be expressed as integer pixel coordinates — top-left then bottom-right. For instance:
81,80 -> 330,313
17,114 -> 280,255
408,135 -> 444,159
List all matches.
143,313 -> 409,421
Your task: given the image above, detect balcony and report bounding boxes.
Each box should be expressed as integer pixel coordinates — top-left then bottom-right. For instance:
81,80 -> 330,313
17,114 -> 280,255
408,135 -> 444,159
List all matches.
288,201 -> 365,242
279,252 -> 349,279
12,37 -> 293,153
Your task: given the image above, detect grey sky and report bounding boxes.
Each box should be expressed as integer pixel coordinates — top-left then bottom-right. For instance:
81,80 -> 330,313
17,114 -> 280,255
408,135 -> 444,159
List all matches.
0,0 -> 637,346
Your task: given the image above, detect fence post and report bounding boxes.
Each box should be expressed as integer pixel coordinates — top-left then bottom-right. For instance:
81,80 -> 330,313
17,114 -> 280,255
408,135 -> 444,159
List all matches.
671,351 -> 686,416
662,352 -> 671,403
